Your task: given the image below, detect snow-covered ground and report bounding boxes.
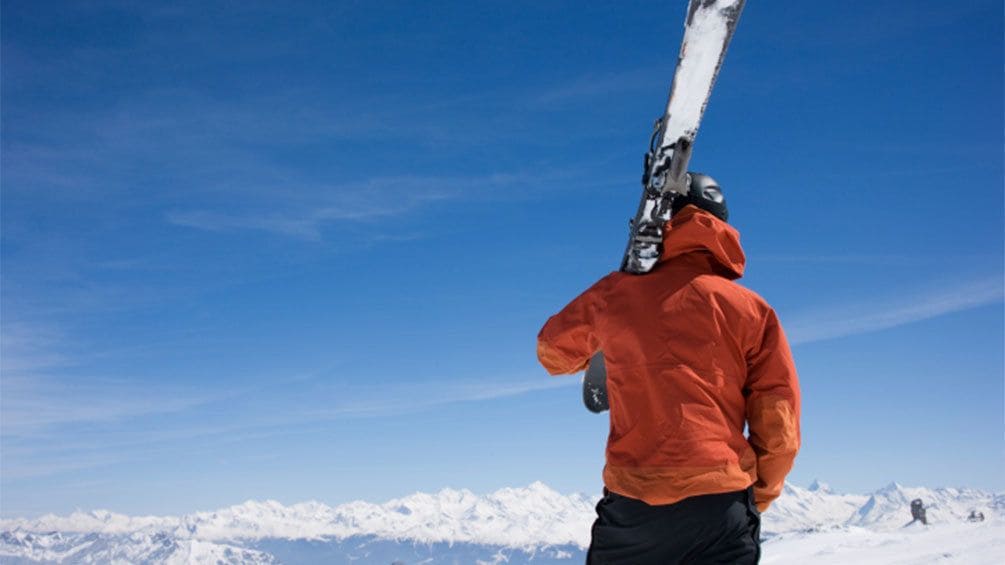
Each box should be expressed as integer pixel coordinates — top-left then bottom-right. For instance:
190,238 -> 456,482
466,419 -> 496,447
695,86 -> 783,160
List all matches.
763,521 -> 1004,565
2,481 -> 1002,564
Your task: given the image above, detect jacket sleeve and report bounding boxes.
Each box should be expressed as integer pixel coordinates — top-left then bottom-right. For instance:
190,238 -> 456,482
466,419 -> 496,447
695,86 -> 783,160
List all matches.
537,276 -> 612,375
745,307 -> 801,512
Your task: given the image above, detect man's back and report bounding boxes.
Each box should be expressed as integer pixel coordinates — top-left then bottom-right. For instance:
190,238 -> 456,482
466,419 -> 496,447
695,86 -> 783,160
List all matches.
538,206 -> 800,511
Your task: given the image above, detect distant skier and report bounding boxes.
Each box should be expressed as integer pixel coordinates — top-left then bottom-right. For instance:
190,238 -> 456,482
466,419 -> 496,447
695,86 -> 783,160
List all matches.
538,175 -> 801,564
910,498 -> 928,525
967,510 -> 985,522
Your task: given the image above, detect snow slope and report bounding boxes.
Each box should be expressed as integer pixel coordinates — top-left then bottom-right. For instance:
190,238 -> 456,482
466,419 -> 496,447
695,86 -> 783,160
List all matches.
763,521 -> 1005,565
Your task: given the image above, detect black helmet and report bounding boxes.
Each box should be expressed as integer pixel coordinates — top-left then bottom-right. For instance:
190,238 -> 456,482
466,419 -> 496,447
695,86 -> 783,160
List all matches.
671,172 -> 728,222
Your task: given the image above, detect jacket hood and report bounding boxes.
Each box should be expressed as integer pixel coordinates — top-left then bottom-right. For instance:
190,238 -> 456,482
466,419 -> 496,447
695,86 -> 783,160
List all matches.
659,205 -> 746,279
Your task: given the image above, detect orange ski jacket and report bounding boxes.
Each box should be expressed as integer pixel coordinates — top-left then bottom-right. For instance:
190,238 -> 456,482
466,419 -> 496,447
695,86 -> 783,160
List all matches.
537,206 -> 800,511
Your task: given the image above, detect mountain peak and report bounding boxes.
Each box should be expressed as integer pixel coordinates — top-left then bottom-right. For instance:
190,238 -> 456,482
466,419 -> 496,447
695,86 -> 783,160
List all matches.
808,479 -> 832,493
879,481 -> 904,493
527,480 -> 553,492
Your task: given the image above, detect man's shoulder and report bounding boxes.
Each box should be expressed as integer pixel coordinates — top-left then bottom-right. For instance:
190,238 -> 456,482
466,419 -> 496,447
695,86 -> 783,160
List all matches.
594,270 -> 625,289
691,274 -> 773,312
572,271 -> 626,302
596,270 -> 775,312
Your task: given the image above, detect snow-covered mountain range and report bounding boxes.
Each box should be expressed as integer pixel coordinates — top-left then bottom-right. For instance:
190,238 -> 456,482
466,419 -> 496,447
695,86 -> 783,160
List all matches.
2,481 -> 1002,564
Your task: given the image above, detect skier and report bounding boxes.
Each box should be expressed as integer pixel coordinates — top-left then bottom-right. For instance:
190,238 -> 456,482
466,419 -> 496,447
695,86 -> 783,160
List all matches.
910,499 -> 928,525
537,175 -> 800,564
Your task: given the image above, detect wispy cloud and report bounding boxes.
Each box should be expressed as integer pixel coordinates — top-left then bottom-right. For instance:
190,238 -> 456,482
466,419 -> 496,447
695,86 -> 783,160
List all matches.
0,450 -> 131,482
531,68 -> 666,106
0,373 -> 574,480
166,210 -> 338,240
0,322 -> 74,373
164,169 -> 609,239
786,276 -> 1003,345
0,373 -> 217,437
0,321 -> 221,438
163,174 -> 462,239
302,376 -> 576,420
1,317 -> 574,480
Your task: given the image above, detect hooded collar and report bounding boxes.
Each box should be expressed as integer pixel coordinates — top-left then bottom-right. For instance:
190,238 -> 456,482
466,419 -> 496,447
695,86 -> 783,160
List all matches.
658,205 -> 746,279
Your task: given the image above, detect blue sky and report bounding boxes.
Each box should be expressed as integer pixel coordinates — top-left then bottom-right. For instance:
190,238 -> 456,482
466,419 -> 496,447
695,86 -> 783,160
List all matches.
1,0 -> 1002,517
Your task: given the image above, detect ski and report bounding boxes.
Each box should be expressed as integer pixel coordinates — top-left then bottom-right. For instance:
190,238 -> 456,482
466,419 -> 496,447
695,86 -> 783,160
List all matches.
583,0 -> 745,413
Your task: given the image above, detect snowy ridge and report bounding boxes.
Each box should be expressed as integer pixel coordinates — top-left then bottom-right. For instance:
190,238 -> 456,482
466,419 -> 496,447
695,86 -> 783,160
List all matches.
0,531 -> 278,565
765,481 -> 1001,535
2,482 -> 595,549
847,481 -> 997,530
761,481 -> 868,535
3,481 -> 1003,564
177,481 -> 595,547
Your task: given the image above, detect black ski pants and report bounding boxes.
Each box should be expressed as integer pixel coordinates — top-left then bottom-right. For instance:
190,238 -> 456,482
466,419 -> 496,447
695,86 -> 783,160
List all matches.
586,487 -> 761,564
